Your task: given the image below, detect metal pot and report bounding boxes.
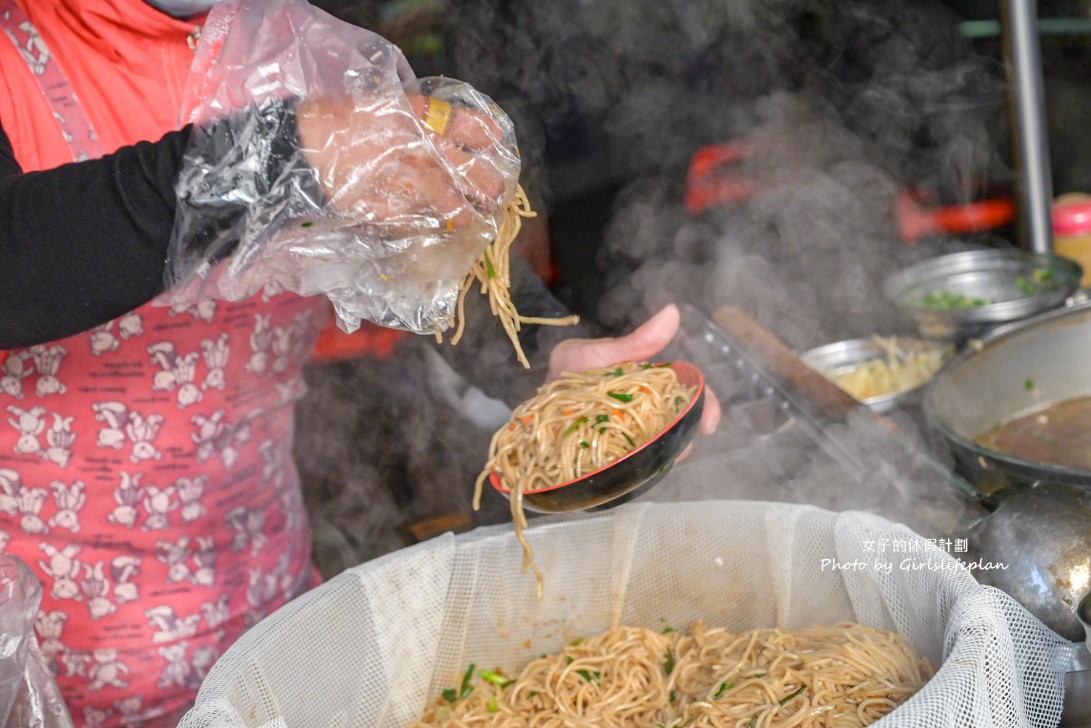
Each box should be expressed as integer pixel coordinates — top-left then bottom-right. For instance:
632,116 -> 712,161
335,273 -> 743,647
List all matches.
1063,646 -> 1091,728
923,301 -> 1091,494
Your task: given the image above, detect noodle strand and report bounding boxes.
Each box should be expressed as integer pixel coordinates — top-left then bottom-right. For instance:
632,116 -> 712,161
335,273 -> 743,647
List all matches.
440,185 -> 580,367
414,622 -> 933,728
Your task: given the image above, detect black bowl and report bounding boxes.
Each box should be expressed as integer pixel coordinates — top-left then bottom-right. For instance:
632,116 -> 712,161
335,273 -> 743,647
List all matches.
489,361 -> 706,513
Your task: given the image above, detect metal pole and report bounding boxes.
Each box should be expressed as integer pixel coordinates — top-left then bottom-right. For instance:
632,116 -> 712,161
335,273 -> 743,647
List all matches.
1001,0 -> 1053,253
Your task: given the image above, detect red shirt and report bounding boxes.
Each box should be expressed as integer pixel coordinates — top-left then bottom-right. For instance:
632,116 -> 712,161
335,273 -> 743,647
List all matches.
0,0 -> 325,723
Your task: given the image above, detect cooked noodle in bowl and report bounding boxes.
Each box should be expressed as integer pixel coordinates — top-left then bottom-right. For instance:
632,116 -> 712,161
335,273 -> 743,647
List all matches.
479,361 -> 700,493
474,361 -> 704,592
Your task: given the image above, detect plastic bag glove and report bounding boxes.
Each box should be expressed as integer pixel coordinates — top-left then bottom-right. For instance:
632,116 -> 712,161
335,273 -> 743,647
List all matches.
0,555 -> 73,728
165,0 -> 521,335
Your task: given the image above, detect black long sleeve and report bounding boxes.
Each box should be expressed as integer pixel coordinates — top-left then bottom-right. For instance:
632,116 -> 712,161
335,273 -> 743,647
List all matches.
0,99 -> 309,349
0,120 -> 191,348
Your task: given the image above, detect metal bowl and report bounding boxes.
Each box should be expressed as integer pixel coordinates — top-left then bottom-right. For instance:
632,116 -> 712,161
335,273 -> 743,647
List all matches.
800,337 -> 953,413
489,362 -> 706,514
883,248 -> 1081,342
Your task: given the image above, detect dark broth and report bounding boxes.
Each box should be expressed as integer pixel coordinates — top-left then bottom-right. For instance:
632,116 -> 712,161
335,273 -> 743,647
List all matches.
974,395 -> 1091,471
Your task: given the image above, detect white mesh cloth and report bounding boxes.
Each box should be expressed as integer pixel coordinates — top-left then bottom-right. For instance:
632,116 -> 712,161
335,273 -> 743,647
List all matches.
177,501 -> 1072,728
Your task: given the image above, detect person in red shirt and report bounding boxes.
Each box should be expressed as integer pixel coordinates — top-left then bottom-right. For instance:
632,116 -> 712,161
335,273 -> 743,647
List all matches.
0,0 -> 719,724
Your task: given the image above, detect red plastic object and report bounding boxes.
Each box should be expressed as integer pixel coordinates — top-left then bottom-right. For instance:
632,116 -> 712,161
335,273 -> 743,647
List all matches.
308,310 -> 408,363
895,192 -> 1016,244
684,142 -> 1015,244
684,142 -> 762,215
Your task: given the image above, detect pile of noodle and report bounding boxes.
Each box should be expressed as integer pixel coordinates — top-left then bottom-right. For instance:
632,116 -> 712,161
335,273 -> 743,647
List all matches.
440,185 -> 580,368
414,621 -> 933,728
473,362 -> 697,592
817,336 -> 952,403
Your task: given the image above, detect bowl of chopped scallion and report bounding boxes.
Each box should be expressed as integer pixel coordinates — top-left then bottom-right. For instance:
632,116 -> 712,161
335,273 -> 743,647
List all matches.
883,248 -> 1081,342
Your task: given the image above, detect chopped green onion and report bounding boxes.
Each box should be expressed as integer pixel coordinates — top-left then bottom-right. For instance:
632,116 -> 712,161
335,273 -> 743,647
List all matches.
459,663 -> 475,699
1024,378 -> 1034,391
480,670 -> 513,687
778,684 -> 807,706
670,690 -> 677,703
608,366 -> 625,377
575,669 -> 602,684
483,250 -> 496,279
747,718 -> 756,728
579,440 -> 590,449
622,433 -> 636,448
749,672 -> 765,679
441,663 -> 477,703
595,414 -> 610,423
570,637 -> 584,646
662,626 -> 676,634
486,696 -> 499,713
607,391 -> 633,403
563,417 -> 588,436
920,290 -> 990,309
712,681 -> 735,699
300,220 -> 314,228
664,648 -> 676,675
598,428 -> 606,435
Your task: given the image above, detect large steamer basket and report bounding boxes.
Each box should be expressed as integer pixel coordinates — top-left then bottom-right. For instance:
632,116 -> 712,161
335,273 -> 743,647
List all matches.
177,501 -> 1072,728
924,301 -> 1091,494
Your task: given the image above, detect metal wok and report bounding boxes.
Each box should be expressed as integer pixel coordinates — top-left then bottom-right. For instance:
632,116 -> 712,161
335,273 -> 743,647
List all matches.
924,300 -> 1091,495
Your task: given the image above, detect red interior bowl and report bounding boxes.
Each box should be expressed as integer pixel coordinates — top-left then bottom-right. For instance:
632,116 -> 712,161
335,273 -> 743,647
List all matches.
489,361 -> 706,513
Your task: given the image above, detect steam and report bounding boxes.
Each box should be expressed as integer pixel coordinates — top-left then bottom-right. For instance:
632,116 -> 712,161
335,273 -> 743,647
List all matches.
297,0 -> 1011,573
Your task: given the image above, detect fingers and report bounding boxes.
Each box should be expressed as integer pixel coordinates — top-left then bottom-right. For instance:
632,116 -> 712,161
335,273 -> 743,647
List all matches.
407,92 -> 509,211
364,154 -> 477,229
299,91 -> 510,234
594,304 -> 681,366
624,304 -> 681,357
437,143 -> 506,209
545,305 -> 684,380
406,93 -> 506,150
699,385 -> 722,435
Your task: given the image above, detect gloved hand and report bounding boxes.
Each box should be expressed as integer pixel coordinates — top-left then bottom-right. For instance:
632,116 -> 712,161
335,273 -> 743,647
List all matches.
166,0 -> 524,335
285,77 -> 522,310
